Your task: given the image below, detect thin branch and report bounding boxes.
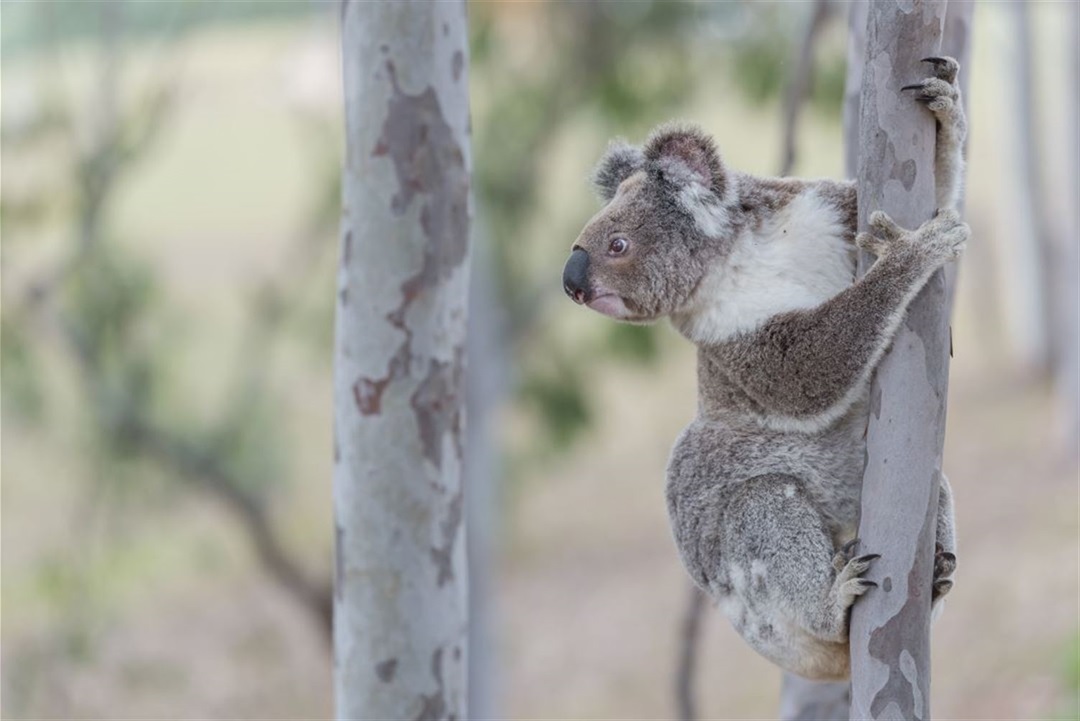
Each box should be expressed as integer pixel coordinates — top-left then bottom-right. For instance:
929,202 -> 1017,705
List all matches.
779,0 -> 836,177
675,585 -> 707,721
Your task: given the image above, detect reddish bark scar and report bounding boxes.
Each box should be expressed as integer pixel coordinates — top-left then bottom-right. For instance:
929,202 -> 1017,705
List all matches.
354,376 -> 390,415
410,348 -> 465,468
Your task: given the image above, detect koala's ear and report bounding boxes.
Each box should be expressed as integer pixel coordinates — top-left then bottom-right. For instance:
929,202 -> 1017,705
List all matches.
643,123 -> 724,194
592,140 -> 646,202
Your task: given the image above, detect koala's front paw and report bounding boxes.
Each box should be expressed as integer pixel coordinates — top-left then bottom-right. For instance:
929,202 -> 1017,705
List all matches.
912,208 -> 969,266
857,209 -> 968,268
902,57 -> 960,118
932,542 -> 957,602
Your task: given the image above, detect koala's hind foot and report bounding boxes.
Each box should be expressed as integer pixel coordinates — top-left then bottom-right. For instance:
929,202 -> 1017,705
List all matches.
933,472 -> 958,617
829,541 -> 879,632
933,542 -> 957,603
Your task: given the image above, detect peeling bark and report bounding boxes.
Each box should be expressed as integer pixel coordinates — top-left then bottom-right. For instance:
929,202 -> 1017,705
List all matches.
334,1 -> 471,718
847,2 -> 953,720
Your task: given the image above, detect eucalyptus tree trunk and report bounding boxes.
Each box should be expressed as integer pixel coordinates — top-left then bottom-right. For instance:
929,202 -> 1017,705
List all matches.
1057,0 -> 1080,460
334,2 -> 472,719
1007,0 -> 1053,377
847,2 -> 952,720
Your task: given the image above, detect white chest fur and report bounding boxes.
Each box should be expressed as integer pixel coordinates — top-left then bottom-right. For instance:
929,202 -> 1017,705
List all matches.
675,188 -> 855,344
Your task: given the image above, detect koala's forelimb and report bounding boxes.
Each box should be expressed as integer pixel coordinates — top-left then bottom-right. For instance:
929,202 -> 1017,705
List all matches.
903,56 -> 966,211
712,210 -> 968,433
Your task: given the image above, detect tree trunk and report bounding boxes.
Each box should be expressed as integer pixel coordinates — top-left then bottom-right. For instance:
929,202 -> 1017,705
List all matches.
1007,0 -> 1054,377
465,237 -> 506,719
847,3 -> 950,720
1056,0 -> 1080,460
334,2 -> 472,718
779,0 -> 837,177
779,674 -> 850,721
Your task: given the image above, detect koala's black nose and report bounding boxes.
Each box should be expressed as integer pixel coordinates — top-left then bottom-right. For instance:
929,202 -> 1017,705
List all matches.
562,248 -> 590,304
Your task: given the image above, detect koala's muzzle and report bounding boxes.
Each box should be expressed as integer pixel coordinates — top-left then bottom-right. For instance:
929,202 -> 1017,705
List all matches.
562,248 -> 590,304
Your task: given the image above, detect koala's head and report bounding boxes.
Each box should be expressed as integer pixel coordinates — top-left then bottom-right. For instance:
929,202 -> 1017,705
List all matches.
562,123 -> 731,322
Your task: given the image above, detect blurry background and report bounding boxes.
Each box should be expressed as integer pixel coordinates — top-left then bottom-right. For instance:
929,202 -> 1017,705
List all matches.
2,1 -> 1077,718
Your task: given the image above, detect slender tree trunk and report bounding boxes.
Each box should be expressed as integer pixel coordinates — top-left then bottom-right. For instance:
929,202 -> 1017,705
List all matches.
1008,0 -> 1054,377
334,2 -> 472,718
466,236 -> 506,719
675,585 -> 706,721
848,3 -> 950,720
780,674 -> 850,721
779,0 -> 836,177
1056,1 -> 1080,460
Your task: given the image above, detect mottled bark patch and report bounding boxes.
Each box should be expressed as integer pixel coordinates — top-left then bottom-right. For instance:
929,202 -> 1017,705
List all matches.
415,646 -> 446,721
451,50 -> 463,82
373,60 -> 469,296
376,658 -> 398,683
867,507 -> 935,720
354,376 -> 390,415
410,347 -> 465,468
429,489 -> 463,587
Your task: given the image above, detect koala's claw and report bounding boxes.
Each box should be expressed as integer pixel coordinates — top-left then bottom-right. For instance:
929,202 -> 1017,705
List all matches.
902,75 -> 959,115
920,55 -> 960,84
933,542 -> 957,603
832,537 -> 862,572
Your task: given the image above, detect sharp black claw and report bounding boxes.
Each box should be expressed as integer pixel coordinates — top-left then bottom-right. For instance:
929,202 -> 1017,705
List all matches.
901,83 -> 926,92
857,553 -> 882,562
940,552 -> 956,563
922,56 -> 949,65
861,580 -> 879,589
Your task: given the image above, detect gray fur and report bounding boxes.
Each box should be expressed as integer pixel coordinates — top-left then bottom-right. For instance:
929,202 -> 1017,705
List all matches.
592,140 -> 645,202
564,60 -> 968,680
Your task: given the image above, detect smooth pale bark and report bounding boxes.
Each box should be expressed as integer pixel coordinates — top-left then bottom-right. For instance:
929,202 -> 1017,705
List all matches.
465,239 -> 505,719
779,674 -> 850,721
848,3 -> 949,721
334,2 -> 471,719
1008,0 -> 1054,376
1057,1 -> 1080,460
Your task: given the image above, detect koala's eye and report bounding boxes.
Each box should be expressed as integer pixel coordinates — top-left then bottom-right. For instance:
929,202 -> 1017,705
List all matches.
608,237 -> 629,256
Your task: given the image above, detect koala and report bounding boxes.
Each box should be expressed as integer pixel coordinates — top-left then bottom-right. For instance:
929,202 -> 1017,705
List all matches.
562,57 -> 967,681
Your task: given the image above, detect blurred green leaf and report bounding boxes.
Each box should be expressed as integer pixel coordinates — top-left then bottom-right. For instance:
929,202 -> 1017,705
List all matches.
1,312 -> 45,421
603,323 -> 660,365
520,368 -> 591,451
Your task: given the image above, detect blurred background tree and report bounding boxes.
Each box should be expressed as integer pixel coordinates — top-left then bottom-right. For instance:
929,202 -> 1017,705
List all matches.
2,1 -> 1076,719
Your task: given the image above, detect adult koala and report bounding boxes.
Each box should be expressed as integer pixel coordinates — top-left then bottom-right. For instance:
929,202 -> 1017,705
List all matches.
562,58 -> 967,680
